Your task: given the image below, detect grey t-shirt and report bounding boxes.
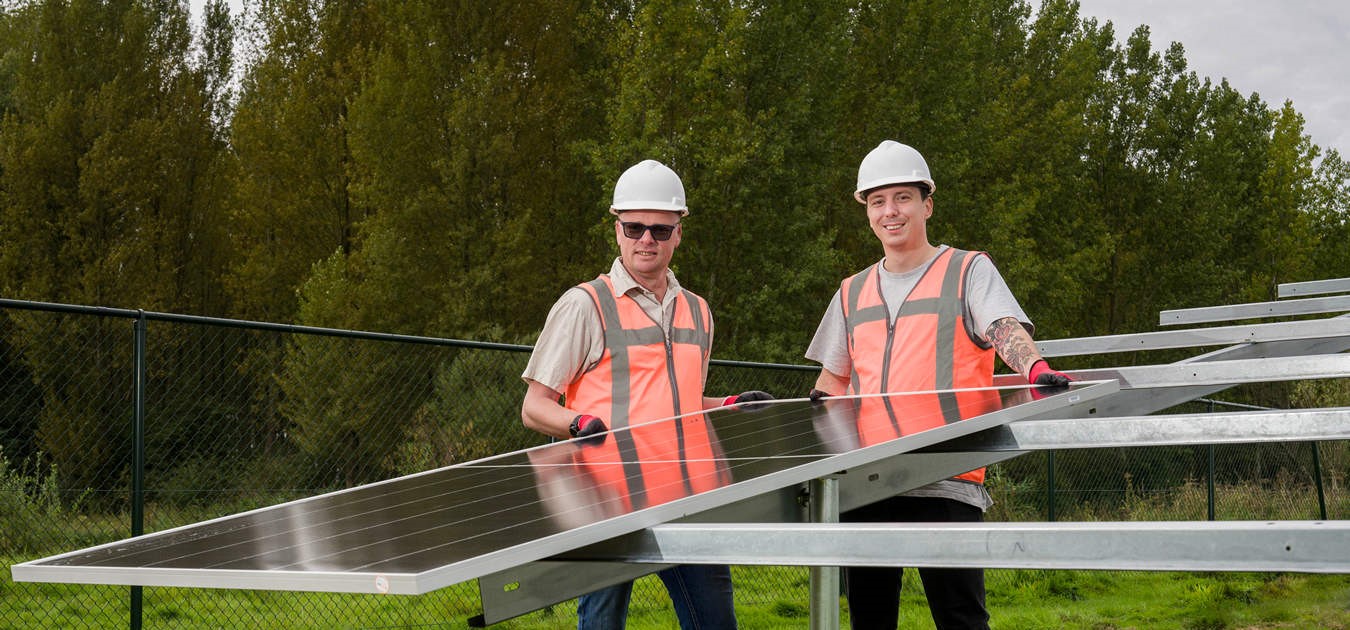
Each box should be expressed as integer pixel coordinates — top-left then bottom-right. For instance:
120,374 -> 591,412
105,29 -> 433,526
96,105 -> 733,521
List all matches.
805,245 -> 1030,510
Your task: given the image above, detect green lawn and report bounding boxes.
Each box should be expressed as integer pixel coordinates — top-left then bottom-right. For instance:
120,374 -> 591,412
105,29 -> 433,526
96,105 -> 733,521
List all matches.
12,562 -> 1345,628
611,568 -> 1350,629
983,570 -> 1350,630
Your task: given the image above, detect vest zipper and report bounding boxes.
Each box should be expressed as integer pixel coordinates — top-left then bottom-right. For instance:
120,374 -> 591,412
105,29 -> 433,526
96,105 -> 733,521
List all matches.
880,313 -> 902,432
664,338 -> 681,415
655,305 -> 695,495
875,266 -> 903,432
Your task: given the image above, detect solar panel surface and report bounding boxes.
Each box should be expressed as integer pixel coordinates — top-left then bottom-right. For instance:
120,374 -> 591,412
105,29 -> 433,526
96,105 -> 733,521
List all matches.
13,383 -> 1103,594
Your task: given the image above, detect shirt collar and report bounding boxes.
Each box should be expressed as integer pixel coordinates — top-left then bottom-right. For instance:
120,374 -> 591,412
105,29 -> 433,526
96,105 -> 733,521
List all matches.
876,244 -> 948,278
607,257 -> 681,300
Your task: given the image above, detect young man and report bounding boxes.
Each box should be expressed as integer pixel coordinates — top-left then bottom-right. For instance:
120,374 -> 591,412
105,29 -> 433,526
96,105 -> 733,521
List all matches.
521,159 -> 767,630
806,141 -> 1070,629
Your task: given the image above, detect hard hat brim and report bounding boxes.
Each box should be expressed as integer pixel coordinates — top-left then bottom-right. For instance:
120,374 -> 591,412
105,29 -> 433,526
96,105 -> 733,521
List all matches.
610,203 -> 689,216
854,176 -> 937,203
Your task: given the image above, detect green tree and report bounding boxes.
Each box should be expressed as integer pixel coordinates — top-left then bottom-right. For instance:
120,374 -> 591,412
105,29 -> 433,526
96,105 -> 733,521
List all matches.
1077,24 -> 1166,334
1306,150 -> 1350,279
225,0 -> 381,323
954,0 -> 1113,341
0,0 -> 235,497
584,0 -> 847,362
325,0 -> 617,339
1189,82 -> 1277,306
1248,101 -> 1318,297
280,1 -> 622,480
690,0 -> 855,362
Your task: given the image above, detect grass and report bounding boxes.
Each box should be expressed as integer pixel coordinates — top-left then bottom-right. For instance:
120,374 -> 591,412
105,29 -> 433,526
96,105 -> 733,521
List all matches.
987,570 -> 1350,630
6,560 -> 1347,629
571,568 -> 1350,630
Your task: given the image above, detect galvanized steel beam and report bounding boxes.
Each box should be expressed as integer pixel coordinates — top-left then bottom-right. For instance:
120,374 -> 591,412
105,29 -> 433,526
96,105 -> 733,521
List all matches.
1159,295 -> 1350,326
1035,317 -> 1350,358
993,348 -> 1350,420
1002,353 -> 1350,391
807,478 -> 840,630
577,521 -> 1350,573
924,408 -> 1350,452
1278,278 -> 1350,298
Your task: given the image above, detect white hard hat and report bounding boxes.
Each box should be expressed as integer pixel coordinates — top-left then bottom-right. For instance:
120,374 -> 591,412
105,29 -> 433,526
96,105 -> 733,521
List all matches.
610,159 -> 689,216
854,140 -> 936,203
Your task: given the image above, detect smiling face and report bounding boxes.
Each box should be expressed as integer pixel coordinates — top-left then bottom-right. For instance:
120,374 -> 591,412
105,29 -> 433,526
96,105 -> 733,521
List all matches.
614,209 -> 682,287
865,184 -> 932,255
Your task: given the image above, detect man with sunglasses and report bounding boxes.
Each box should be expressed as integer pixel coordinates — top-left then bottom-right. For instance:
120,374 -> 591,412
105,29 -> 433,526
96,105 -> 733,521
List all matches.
521,159 -> 769,630
806,141 -> 1071,630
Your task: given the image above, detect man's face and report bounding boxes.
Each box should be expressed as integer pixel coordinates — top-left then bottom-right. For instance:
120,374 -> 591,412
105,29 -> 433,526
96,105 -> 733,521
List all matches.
614,209 -> 682,278
865,184 -> 932,251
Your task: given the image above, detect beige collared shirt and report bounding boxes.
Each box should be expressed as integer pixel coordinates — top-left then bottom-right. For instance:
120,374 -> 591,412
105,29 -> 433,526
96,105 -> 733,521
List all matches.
522,258 -> 713,395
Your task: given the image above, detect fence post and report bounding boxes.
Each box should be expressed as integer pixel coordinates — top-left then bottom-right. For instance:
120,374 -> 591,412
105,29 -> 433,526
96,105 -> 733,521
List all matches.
1206,400 -> 1216,521
131,312 -> 146,630
1046,450 -> 1056,522
1312,442 -> 1327,520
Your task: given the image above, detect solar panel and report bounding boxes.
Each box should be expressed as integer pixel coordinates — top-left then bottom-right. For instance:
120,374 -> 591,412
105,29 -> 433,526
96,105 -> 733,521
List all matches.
12,382 -> 1111,595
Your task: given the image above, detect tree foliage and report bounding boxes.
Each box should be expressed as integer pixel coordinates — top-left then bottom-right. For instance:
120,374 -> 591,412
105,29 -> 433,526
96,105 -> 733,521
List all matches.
1,0 -> 1346,486
0,0 -> 234,496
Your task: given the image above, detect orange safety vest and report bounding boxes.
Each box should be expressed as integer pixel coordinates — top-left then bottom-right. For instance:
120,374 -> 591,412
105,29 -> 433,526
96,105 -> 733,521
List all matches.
565,275 -> 729,511
840,248 -> 1002,485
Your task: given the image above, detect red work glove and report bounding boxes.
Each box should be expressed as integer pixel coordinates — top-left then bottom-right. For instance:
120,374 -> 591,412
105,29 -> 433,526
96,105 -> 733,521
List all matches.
1028,360 -> 1072,400
722,390 -> 775,411
569,414 -> 607,439
1028,359 -> 1072,386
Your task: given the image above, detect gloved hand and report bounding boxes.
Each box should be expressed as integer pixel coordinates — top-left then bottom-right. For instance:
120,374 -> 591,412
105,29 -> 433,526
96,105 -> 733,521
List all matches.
808,389 -> 832,403
1028,359 -> 1072,400
1028,359 -> 1072,387
569,414 -> 607,439
722,390 -> 775,411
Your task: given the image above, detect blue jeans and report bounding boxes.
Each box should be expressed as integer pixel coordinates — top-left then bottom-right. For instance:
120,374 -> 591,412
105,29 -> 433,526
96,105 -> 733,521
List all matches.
576,564 -> 736,630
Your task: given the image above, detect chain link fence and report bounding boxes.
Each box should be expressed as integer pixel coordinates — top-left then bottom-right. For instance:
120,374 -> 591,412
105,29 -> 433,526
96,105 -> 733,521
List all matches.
1,299 -> 1343,628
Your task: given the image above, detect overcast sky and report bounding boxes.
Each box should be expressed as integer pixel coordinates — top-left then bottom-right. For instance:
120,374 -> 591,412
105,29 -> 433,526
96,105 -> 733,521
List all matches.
1067,0 -> 1350,160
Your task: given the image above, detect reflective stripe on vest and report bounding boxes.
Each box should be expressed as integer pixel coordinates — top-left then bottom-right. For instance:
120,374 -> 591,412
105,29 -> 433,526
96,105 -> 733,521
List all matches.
565,275 -> 723,510
840,248 -> 999,485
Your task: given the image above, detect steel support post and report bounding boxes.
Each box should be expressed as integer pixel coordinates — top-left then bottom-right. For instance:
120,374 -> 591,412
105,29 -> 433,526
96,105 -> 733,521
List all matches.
809,478 -> 840,630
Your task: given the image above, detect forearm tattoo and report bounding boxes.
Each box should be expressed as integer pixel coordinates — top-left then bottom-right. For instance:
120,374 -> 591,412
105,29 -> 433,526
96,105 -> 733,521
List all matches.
987,316 -> 1039,378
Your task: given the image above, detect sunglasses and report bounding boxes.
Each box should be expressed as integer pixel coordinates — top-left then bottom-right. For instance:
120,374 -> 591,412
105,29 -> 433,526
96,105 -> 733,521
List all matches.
619,221 -> 679,241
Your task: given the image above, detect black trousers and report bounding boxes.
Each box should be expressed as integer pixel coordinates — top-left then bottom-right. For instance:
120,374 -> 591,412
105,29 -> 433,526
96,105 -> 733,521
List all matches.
842,495 -> 989,630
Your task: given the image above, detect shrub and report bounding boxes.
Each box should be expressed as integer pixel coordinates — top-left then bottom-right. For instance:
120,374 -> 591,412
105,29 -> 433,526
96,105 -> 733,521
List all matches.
0,448 -> 87,554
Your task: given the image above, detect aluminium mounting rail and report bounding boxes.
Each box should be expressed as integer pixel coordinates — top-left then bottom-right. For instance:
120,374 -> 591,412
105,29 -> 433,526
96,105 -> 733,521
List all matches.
561,521 -> 1350,573
1279,277 -> 1350,298
1158,295 -> 1350,326
1036,316 -> 1350,357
